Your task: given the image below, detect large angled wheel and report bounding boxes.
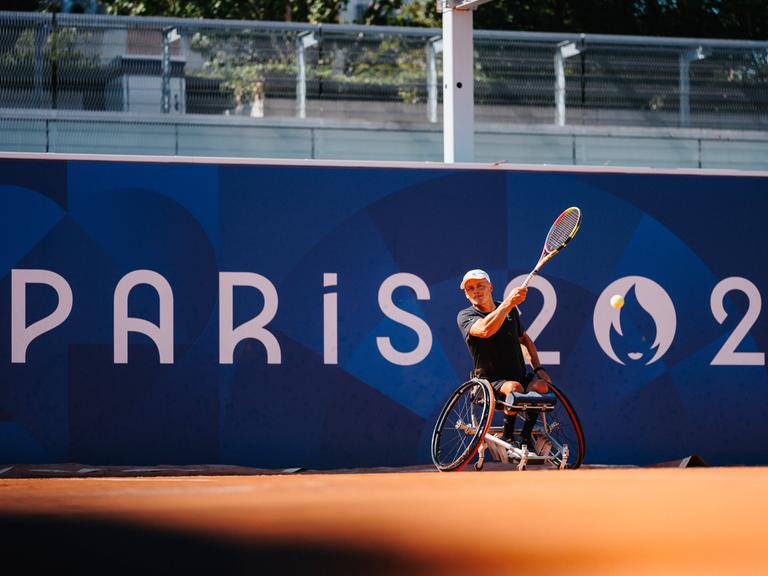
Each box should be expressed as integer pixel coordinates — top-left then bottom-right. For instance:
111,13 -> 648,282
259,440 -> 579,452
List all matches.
431,379 -> 494,472
537,382 -> 586,469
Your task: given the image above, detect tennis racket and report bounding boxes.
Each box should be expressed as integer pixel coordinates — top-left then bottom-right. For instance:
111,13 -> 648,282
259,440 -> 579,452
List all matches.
520,207 -> 582,288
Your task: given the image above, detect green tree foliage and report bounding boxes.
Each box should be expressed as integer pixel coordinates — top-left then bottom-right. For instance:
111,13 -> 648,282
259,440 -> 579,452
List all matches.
370,0 -> 766,40
9,0 -> 766,38
6,0 -> 46,10
104,0 -> 347,23
13,1 -> 347,23
362,0 -> 440,27
481,0 -> 767,40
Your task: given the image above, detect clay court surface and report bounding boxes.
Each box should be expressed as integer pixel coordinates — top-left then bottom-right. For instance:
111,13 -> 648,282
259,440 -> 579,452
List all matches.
1,466 -> 766,574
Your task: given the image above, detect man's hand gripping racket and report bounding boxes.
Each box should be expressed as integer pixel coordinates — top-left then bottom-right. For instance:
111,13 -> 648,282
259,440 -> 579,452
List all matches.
520,207 -> 582,288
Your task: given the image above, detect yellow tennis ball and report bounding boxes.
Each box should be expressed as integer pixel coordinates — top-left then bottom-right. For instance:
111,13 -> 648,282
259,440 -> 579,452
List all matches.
610,294 -> 624,309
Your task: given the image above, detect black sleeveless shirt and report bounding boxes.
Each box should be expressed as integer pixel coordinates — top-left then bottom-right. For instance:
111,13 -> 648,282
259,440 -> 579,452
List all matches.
457,302 -> 527,382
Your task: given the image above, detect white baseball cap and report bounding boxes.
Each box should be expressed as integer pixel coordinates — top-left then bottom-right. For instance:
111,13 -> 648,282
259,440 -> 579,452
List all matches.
460,269 -> 491,289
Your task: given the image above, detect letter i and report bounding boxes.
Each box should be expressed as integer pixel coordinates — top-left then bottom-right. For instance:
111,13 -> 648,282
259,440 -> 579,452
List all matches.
323,273 -> 338,365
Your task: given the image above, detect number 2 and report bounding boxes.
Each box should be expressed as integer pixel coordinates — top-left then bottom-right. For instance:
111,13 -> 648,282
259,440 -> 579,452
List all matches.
505,275 -> 560,365
710,277 -> 765,366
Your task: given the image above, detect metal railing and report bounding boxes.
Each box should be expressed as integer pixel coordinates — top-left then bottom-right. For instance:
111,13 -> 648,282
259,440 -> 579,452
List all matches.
1,11 -> 767,130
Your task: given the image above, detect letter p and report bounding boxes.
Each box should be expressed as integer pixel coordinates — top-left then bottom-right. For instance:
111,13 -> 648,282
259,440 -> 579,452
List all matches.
12,269 -> 73,363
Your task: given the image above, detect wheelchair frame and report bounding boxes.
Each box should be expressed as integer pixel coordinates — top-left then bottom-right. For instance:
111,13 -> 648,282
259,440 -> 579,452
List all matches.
431,378 -> 585,472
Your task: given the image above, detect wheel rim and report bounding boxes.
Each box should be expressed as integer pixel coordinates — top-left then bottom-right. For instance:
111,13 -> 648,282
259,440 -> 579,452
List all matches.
540,383 -> 585,469
432,380 -> 493,471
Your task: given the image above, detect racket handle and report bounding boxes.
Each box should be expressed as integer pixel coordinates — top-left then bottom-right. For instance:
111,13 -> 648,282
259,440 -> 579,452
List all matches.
521,270 -> 537,288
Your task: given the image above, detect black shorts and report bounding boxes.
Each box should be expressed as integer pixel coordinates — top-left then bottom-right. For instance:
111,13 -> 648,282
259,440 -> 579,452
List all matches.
490,373 -> 535,397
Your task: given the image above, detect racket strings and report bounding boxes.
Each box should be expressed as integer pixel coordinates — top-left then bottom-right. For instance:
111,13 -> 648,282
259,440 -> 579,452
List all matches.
545,208 -> 581,252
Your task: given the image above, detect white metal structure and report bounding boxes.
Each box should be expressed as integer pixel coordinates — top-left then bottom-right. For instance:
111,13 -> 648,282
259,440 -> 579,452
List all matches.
161,26 -> 181,114
679,46 -> 709,128
555,40 -> 583,127
426,36 -> 442,124
296,31 -> 318,119
440,0 -> 492,163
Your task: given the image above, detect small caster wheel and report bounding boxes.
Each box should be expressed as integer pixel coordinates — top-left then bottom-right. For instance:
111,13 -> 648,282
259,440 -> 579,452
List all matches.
474,461 -> 484,471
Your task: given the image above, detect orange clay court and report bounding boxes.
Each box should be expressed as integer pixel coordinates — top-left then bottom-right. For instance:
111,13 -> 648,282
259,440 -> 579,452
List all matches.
1,466 -> 766,574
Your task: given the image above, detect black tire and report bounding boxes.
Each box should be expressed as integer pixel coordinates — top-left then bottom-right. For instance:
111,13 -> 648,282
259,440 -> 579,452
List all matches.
539,382 -> 586,469
431,379 -> 495,472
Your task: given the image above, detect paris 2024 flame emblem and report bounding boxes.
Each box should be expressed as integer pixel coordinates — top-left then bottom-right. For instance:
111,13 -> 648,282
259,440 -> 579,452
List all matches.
593,276 -> 676,365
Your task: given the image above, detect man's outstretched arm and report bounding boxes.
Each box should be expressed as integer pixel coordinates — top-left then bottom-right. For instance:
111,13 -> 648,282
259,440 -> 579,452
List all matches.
469,286 -> 528,338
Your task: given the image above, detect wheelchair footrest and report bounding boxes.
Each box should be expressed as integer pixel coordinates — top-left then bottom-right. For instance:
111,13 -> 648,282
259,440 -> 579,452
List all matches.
484,434 -> 558,466
501,391 -> 557,410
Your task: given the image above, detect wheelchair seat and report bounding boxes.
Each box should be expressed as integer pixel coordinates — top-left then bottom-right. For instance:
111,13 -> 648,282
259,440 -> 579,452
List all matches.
495,391 -> 558,412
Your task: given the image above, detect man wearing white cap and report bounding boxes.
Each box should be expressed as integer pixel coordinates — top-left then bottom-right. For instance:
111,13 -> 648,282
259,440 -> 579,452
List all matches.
457,269 -> 551,450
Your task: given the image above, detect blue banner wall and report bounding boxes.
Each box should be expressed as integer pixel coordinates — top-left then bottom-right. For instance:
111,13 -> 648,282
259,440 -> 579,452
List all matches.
1,155 -> 767,467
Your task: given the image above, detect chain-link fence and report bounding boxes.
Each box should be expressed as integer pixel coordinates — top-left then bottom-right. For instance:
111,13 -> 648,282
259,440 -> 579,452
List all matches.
1,11 -> 766,130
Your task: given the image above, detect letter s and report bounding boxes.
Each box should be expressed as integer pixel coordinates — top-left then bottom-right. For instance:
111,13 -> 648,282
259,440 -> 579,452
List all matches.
376,273 -> 432,366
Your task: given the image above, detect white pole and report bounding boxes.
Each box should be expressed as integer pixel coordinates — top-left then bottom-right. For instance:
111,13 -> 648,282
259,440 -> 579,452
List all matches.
679,46 -> 707,128
161,27 -> 180,114
442,7 -> 474,163
679,53 -> 690,128
554,41 -> 581,127
555,49 -> 565,126
161,30 -> 171,114
296,32 -> 318,119
426,37 -> 442,124
297,39 -> 307,119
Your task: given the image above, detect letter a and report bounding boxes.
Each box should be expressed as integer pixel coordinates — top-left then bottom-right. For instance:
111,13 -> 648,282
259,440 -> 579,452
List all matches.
114,270 -> 174,364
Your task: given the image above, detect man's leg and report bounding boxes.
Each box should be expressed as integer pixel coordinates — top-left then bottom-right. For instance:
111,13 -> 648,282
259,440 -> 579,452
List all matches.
520,377 -> 550,450
494,380 -> 524,442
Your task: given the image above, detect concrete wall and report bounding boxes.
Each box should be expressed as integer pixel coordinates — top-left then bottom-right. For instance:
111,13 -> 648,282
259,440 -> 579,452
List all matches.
1,111 -> 767,170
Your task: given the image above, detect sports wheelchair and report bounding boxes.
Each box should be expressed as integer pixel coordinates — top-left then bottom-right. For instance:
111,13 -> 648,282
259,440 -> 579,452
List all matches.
431,378 -> 585,471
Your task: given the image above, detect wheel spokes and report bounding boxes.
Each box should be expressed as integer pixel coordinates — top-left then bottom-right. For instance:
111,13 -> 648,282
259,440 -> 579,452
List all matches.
434,383 -> 489,469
